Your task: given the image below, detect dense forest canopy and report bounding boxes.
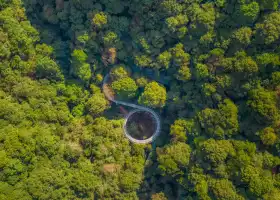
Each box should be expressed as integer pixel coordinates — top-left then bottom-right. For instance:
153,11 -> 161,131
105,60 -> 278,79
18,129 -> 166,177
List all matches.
1,0 -> 280,199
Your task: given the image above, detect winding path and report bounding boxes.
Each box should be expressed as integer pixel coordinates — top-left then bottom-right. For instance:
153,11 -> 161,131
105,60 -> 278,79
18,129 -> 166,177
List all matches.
102,74 -> 161,144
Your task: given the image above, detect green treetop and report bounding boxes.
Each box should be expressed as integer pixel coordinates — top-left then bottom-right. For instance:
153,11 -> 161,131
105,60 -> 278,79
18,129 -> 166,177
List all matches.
198,99 -> 239,139
92,12 -> 107,29
110,65 -> 129,80
247,87 -> 279,123
87,93 -> 110,116
157,142 -> 191,176
71,49 -> 91,83
138,81 -> 167,108
255,12 -> 280,45
258,127 -> 278,146
111,77 -> 138,99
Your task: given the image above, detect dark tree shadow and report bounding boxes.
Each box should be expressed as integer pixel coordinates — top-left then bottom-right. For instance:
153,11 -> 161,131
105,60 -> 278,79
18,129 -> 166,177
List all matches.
22,0 -> 71,74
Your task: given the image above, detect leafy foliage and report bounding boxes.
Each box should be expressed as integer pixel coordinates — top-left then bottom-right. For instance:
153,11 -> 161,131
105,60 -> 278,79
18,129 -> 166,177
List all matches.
138,82 -> 167,108
1,0 -> 280,199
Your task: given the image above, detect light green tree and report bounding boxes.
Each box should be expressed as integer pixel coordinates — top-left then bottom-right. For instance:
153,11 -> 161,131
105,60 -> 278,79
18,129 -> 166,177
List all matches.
111,77 -> 138,99
110,65 -> 129,80
71,49 -> 91,83
87,93 -> 110,116
92,12 -> 107,28
255,12 -> 280,44
258,127 -> 277,146
138,82 -> 166,108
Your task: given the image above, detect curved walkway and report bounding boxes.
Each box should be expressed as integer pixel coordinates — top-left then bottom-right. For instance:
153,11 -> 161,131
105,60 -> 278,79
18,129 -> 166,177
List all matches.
102,74 -> 161,144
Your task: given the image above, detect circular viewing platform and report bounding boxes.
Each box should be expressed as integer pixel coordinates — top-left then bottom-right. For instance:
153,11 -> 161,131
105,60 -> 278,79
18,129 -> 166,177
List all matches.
123,110 -> 160,144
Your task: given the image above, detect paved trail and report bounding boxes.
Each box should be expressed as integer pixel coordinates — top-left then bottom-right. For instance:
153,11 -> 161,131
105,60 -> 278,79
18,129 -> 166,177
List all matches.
102,75 -> 161,144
